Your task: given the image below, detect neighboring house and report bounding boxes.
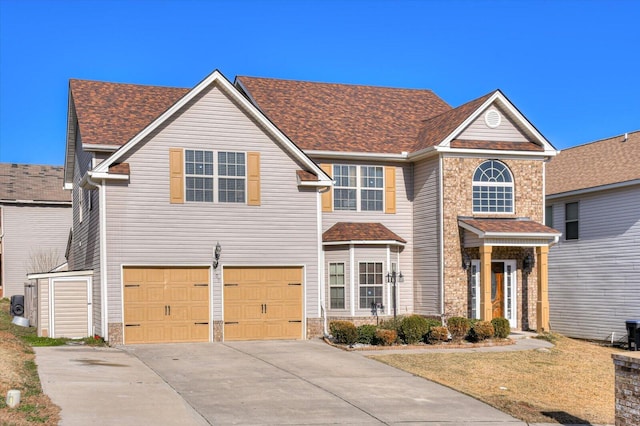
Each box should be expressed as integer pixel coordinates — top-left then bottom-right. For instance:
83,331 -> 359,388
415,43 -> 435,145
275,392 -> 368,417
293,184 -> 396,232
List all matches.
0,164 -> 71,298
55,70 -> 559,345
546,130 -> 640,341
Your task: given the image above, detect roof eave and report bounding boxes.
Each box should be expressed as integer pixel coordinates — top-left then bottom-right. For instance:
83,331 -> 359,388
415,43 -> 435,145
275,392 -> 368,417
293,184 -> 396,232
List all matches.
322,239 -> 406,247
546,179 -> 640,200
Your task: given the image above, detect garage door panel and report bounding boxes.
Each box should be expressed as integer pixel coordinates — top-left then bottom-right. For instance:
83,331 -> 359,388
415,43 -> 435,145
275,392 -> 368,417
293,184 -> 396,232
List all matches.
123,267 -> 210,344
223,267 -> 303,341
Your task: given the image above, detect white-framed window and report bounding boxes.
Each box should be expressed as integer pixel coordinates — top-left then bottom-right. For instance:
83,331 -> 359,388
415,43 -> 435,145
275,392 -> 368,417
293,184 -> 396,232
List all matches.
184,150 -> 245,203
329,262 -> 345,309
472,160 -> 514,213
333,165 -> 384,211
218,152 -> 246,203
565,202 -> 579,240
359,262 -> 383,309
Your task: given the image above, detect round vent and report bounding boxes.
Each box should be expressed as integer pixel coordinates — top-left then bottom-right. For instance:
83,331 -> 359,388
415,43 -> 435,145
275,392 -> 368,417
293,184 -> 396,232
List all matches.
484,109 -> 502,128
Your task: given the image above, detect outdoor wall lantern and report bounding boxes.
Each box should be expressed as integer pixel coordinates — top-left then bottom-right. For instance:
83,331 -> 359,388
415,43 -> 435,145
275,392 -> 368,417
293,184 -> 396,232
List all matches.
212,242 -> 222,269
386,270 -> 404,320
523,252 -> 534,273
462,252 -> 472,270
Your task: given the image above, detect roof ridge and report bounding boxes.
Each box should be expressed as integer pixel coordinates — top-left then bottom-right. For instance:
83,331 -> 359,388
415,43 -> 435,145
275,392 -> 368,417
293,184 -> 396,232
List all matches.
562,129 -> 640,151
237,75 -> 444,94
69,78 -> 188,90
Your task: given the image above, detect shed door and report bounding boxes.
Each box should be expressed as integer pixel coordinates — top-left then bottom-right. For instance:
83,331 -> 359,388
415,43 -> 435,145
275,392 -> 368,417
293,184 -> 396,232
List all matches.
224,267 -> 303,341
123,267 -> 210,344
51,279 -> 90,339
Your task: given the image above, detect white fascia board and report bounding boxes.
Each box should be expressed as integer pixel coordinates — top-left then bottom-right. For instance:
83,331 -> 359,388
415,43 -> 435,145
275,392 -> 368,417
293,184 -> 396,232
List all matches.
458,220 -> 561,240
439,91 -> 557,155
297,179 -> 334,188
0,199 -> 71,206
82,144 -> 121,152
306,150 -> 410,162
407,146 -> 439,161
64,182 -> 73,190
546,179 -> 640,200
27,270 -> 94,279
88,171 -> 130,181
437,146 -> 556,159
94,70 -> 329,182
323,240 -> 406,247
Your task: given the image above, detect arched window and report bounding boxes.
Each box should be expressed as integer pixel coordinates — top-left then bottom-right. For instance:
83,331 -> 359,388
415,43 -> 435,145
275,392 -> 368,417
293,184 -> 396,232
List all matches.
472,160 -> 514,213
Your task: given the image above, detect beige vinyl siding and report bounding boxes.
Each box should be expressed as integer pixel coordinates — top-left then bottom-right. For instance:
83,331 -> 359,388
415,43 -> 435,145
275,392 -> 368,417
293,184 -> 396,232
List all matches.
547,185 -> 640,341
412,156 -> 441,315
104,84 -> 319,326
1,204 -> 71,298
458,104 -> 529,142
37,278 -> 49,337
320,162 -> 413,313
52,279 -> 89,338
69,134 -> 103,334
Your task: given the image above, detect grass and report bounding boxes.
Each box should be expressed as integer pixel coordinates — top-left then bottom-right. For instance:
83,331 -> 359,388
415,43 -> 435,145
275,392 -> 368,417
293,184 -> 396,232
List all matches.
372,333 -> 622,424
0,298 -> 60,426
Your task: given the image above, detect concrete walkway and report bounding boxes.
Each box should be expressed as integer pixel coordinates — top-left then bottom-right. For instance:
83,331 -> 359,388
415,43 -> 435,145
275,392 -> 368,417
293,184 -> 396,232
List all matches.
33,335 -> 583,426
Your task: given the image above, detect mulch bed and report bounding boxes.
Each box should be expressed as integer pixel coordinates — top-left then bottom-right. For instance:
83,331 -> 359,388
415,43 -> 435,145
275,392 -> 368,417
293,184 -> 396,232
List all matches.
323,336 -> 515,351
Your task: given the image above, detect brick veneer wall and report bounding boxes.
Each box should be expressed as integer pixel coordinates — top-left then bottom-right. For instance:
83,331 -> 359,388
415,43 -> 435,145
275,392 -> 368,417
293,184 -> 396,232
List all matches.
613,352 -> 640,425
442,157 -> 544,329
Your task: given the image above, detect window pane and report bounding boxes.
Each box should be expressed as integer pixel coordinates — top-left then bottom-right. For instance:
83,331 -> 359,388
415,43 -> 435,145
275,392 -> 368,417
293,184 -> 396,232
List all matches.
545,205 -> 553,228
566,202 -> 579,220
566,221 -> 579,240
358,262 -> 383,309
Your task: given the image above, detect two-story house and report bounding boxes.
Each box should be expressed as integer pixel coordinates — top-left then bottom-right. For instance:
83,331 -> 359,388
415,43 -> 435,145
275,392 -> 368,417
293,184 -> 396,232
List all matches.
55,70 -> 559,345
546,130 -> 640,342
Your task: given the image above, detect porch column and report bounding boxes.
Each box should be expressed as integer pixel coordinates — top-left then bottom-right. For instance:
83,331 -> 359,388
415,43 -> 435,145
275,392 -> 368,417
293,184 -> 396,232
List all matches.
479,244 -> 492,321
536,245 -> 550,332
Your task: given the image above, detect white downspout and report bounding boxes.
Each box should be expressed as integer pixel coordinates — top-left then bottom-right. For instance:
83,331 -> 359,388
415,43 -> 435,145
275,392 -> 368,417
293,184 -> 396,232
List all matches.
438,155 -> 445,323
86,173 -> 109,342
317,190 -> 327,336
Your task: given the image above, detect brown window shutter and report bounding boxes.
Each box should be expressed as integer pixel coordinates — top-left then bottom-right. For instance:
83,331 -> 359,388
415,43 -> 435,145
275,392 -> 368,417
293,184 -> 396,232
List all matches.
320,164 -> 333,212
169,148 -> 184,204
247,152 -> 261,206
385,166 -> 396,214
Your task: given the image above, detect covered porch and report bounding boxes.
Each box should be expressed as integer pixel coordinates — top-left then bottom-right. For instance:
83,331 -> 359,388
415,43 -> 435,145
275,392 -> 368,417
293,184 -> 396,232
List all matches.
458,217 -> 561,332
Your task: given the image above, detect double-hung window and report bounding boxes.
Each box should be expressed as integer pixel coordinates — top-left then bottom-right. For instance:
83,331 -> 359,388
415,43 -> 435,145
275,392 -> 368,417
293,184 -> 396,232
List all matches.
184,150 -> 245,203
329,263 -> 345,309
359,262 -> 383,309
565,202 -> 579,240
333,165 -> 384,211
185,150 -> 214,202
218,152 -> 246,203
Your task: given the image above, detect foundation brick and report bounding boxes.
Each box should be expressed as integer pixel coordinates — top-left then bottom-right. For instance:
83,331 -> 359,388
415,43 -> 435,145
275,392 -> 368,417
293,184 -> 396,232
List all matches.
613,353 -> 640,426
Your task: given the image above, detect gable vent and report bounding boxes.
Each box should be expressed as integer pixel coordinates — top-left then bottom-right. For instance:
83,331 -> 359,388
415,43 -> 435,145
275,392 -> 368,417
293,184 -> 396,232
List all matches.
484,109 -> 502,128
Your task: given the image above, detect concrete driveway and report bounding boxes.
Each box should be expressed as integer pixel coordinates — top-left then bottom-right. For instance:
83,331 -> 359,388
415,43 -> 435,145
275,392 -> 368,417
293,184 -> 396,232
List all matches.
124,339 -> 525,425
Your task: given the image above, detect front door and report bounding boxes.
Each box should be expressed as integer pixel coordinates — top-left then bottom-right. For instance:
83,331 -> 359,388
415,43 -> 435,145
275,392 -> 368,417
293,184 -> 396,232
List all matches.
471,259 -> 517,328
491,262 -> 504,318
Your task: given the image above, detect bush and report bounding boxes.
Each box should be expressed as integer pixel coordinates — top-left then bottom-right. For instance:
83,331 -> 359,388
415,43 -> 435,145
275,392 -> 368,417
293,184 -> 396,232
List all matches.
399,315 -> 430,344
428,326 -> 450,343
357,324 -> 378,344
375,329 -> 397,346
470,320 -> 495,341
329,321 -> 358,345
447,316 -> 471,341
491,317 -> 510,339
378,316 -> 402,333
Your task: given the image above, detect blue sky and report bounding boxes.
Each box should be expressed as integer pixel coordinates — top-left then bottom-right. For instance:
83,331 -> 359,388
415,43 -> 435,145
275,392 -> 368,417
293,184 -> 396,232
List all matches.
1,0 -> 639,165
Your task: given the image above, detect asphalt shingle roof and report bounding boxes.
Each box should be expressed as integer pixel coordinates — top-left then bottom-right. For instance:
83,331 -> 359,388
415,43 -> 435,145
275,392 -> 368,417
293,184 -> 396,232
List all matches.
323,222 -> 406,243
545,130 -> 640,195
236,76 -> 452,153
0,163 -> 71,203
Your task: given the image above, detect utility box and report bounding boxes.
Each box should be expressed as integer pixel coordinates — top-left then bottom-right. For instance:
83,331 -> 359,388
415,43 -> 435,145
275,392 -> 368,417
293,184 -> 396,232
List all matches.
626,320 -> 640,351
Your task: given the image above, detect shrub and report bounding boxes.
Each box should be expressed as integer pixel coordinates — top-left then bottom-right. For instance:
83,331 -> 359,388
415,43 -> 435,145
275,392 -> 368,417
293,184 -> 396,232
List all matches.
375,329 -> 397,346
329,321 -> 358,345
491,317 -> 510,339
399,315 -> 430,344
447,316 -> 471,341
470,320 -> 495,341
428,326 -> 450,343
357,324 -> 378,344
378,316 -> 402,333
